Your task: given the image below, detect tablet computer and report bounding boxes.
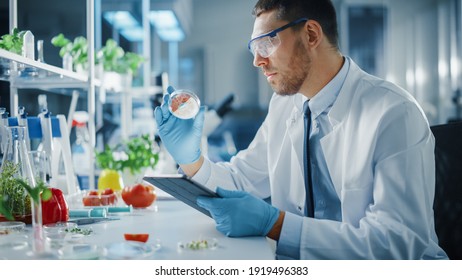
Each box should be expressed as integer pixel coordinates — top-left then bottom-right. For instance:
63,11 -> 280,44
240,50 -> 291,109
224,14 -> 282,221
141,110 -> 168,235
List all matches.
143,174 -> 218,218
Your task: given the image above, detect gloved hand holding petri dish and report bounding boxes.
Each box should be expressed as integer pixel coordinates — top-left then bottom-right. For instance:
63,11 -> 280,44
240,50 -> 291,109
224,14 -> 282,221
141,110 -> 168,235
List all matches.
168,88 -> 201,119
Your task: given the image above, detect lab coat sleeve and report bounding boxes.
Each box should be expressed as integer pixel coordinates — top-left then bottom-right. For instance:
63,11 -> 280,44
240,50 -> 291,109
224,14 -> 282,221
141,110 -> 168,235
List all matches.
200,117 -> 271,199
276,211 -> 303,259
299,101 -> 443,259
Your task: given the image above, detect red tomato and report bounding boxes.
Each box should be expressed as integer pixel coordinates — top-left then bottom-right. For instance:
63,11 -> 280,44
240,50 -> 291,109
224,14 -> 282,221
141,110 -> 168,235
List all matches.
121,183 -> 156,208
124,233 -> 149,243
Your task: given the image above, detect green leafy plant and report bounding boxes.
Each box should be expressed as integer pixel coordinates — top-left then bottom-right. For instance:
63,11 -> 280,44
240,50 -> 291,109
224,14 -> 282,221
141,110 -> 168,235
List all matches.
0,162 -> 51,221
95,134 -> 159,175
97,39 -> 145,75
51,33 -> 89,70
0,28 -> 26,55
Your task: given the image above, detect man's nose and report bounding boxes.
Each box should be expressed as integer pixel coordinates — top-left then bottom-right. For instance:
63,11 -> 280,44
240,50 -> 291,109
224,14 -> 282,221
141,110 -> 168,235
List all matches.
253,52 -> 268,67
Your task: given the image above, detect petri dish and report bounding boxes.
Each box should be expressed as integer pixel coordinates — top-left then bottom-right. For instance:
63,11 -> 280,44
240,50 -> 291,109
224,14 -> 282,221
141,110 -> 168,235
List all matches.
103,240 -> 161,260
177,237 -> 218,251
43,222 -> 77,235
58,243 -> 101,260
0,221 -> 26,235
168,89 -> 200,119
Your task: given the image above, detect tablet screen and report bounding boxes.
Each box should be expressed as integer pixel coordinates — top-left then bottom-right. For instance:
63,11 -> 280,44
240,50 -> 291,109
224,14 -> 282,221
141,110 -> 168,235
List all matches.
143,174 -> 218,218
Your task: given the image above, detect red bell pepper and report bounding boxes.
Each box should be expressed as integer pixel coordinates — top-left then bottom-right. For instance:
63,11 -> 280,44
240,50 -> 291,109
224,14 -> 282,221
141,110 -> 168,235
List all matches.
41,188 -> 69,225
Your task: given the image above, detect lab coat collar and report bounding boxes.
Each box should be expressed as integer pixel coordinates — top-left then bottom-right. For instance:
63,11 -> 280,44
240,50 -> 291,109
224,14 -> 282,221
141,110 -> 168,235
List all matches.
327,57 -> 363,127
309,57 -> 350,120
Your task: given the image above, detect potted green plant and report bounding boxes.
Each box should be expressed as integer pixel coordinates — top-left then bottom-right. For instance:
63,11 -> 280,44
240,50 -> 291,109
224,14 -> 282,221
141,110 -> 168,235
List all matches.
0,28 -> 26,55
97,39 -> 145,91
0,28 -> 26,76
51,33 -> 92,74
95,134 -> 159,190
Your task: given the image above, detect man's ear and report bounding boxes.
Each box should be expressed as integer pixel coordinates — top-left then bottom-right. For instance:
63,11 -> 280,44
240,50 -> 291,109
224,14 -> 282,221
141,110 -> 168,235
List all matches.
303,20 -> 323,48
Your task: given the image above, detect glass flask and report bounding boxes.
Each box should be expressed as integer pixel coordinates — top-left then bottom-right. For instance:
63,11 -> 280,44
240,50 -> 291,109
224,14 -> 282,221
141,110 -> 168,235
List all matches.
0,126 -> 44,252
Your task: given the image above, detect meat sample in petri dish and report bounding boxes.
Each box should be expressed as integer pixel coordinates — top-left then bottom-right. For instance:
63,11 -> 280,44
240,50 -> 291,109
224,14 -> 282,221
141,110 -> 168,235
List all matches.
168,89 -> 200,119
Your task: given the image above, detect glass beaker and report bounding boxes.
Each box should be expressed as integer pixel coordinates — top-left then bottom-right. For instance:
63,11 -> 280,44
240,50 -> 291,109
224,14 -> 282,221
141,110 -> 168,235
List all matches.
29,150 -> 51,185
0,126 -> 44,253
0,126 -> 36,222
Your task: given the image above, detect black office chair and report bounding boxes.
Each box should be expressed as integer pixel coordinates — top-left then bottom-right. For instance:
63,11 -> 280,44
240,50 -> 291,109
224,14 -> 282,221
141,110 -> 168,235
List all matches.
431,122 -> 462,260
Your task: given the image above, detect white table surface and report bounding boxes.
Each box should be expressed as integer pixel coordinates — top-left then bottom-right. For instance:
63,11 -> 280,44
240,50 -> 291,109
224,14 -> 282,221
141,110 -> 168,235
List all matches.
0,199 -> 275,260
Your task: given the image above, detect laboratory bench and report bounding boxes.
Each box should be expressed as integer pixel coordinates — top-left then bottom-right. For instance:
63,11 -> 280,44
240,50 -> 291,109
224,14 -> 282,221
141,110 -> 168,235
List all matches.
0,198 -> 275,260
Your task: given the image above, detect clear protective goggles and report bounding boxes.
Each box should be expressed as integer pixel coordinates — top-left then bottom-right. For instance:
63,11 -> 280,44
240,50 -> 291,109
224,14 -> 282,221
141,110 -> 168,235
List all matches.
248,17 -> 308,58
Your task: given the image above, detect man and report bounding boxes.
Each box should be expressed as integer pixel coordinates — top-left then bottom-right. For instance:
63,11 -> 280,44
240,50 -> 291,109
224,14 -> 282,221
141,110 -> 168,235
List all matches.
155,0 -> 448,259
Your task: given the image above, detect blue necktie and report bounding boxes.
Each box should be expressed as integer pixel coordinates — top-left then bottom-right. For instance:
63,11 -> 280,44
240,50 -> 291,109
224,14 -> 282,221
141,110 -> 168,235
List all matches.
303,101 -> 314,218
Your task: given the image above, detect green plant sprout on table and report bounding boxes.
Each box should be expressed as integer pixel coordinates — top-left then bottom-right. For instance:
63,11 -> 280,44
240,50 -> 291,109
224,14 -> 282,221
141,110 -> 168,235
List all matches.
0,162 -> 51,221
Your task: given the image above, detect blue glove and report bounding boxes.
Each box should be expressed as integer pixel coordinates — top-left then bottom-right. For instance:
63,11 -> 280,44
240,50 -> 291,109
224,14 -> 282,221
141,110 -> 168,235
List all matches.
154,86 -> 205,164
196,187 -> 280,237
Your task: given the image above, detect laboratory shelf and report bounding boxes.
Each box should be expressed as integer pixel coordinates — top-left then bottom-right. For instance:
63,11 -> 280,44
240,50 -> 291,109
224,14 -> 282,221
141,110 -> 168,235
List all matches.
0,48 -> 100,91
105,85 -> 163,103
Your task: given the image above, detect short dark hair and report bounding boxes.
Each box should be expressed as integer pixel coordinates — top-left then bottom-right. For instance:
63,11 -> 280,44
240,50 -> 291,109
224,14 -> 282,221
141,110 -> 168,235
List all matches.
253,0 -> 339,48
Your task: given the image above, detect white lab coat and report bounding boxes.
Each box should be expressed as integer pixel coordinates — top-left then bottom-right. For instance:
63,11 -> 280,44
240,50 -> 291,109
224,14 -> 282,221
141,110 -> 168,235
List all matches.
199,59 -> 447,259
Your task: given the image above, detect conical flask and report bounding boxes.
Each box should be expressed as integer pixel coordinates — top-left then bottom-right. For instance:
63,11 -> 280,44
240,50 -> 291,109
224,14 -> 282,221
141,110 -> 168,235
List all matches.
1,126 -> 36,184
0,126 -> 44,253
0,126 -> 36,223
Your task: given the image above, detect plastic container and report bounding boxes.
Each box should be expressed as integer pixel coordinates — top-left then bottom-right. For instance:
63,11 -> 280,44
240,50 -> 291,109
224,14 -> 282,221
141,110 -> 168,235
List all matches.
168,89 -> 200,119
81,190 -> 118,207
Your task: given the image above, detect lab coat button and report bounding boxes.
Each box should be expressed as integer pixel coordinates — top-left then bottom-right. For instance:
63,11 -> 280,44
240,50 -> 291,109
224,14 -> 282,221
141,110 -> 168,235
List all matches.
298,206 -> 302,211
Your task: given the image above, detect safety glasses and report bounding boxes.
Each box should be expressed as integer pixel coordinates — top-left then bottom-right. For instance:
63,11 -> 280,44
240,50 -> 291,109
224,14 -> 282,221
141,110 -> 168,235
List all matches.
248,17 -> 308,58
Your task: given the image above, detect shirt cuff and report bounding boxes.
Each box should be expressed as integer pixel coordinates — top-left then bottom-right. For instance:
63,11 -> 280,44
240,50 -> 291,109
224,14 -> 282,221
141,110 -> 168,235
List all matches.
276,211 -> 303,259
191,156 -> 212,185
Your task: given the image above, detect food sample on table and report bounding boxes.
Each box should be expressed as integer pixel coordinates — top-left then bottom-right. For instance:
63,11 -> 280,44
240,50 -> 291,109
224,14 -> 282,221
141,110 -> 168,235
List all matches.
177,238 -> 218,251
124,233 -> 149,243
82,188 -> 118,207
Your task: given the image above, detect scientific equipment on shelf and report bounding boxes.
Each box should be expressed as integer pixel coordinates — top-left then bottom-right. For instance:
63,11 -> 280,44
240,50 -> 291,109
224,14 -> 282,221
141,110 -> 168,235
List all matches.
0,106 -> 78,195
0,108 -> 8,154
21,30 -> 38,77
17,106 -> 31,151
71,111 -> 92,191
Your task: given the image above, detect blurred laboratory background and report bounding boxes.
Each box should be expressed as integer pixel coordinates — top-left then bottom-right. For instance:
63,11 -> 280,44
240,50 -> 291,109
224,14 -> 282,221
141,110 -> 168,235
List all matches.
0,0 -> 461,159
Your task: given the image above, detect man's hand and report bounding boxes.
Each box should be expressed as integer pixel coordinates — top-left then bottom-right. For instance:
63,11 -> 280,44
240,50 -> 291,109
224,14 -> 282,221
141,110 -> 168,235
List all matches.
196,187 -> 280,237
154,86 -> 205,165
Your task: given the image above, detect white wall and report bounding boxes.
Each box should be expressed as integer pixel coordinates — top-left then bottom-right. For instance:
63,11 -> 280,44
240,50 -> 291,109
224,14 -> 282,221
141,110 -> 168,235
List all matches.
179,0 -> 259,108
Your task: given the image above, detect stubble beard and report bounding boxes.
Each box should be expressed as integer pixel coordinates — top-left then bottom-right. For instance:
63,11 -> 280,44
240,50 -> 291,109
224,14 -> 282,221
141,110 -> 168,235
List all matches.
267,39 -> 310,96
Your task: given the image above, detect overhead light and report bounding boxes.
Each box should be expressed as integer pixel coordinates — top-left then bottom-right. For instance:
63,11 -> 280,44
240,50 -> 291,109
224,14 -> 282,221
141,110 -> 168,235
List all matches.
156,28 -> 185,42
120,26 -> 144,42
104,11 -> 143,42
149,10 -> 185,42
104,11 -> 139,29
